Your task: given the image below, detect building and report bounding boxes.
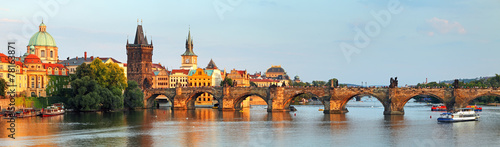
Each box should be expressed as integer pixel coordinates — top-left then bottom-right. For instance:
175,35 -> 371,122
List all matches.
188,68 -> 213,105
59,52 -> 127,78
265,65 -> 289,80
294,75 -> 301,83
27,21 -> 58,64
170,69 -> 189,87
226,69 -> 250,87
152,63 -> 169,89
180,29 -> 197,70
205,59 -> 223,87
126,23 -> 154,89
0,22 -> 69,97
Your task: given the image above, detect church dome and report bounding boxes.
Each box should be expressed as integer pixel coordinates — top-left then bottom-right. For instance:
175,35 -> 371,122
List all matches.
24,54 -> 42,63
28,22 -> 57,47
266,65 -> 285,73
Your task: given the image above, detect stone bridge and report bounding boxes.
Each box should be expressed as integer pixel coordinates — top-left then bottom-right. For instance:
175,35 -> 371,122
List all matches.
144,87 -> 500,115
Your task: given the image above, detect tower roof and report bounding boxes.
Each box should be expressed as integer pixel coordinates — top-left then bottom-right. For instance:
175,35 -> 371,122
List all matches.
133,25 -> 149,45
206,59 -> 218,69
182,28 -> 197,56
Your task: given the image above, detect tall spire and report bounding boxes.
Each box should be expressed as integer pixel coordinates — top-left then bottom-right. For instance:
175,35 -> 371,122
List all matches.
133,23 -> 148,45
182,27 -> 196,56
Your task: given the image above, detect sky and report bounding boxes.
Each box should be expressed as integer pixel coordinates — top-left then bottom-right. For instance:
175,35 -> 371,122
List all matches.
1,0 -> 499,86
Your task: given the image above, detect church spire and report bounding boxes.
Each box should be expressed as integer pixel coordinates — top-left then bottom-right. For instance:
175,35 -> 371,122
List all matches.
182,27 -> 196,56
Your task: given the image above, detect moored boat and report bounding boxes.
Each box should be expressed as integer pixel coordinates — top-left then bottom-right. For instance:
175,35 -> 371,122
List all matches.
437,108 -> 480,122
41,103 -> 65,117
16,108 -> 40,118
431,104 -> 447,111
431,105 -> 482,111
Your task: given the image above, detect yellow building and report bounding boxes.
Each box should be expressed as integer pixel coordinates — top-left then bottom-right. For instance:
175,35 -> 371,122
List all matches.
226,69 -> 250,87
188,68 -> 213,105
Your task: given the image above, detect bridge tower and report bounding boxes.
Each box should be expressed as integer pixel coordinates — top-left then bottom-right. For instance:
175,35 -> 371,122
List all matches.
127,22 -> 154,89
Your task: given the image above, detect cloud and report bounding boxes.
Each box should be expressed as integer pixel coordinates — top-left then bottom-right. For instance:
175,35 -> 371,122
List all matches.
0,18 -> 22,23
425,17 -> 466,35
0,8 -> 8,11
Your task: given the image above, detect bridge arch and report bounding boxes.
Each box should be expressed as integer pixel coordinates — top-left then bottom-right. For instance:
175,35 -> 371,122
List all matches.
146,94 -> 173,108
400,93 -> 446,107
186,90 -> 218,109
283,91 -> 326,110
339,93 -> 387,111
465,93 -> 500,106
233,93 -> 268,110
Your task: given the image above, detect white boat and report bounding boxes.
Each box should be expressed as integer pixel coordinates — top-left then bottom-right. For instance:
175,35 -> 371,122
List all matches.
437,108 -> 480,122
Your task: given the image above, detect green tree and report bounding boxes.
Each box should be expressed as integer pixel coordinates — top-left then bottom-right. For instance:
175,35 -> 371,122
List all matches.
0,78 -> 7,96
326,78 -> 339,87
250,81 -> 258,87
105,62 -> 128,90
124,80 -> 144,109
90,58 -> 109,88
312,81 -> 326,87
68,76 -> 102,111
220,78 -> 233,87
76,63 -> 95,80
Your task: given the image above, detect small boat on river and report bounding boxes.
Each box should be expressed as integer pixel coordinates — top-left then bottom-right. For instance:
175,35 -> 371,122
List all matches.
16,108 -> 39,118
431,105 -> 482,111
41,103 -> 65,117
437,108 -> 480,122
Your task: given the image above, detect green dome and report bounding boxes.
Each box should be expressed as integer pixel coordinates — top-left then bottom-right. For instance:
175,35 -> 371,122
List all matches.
28,23 -> 56,47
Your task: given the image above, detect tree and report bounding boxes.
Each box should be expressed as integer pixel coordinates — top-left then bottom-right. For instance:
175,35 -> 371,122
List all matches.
90,58 -> 109,88
312,80 -> 326,87
76,63 -> 95,80
0,78 -> 7,97
68,76 -> 102,111
105,62 -> 128,90
250,81 -> 258,87
326,78 -> 339,87
220,78 -> 233,87
124,80 -> 144,109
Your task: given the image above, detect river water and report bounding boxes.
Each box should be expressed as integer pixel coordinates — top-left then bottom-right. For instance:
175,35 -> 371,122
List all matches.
1,100 -> 500,147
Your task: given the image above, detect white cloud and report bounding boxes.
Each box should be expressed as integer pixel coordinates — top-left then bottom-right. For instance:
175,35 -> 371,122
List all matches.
426,17 -> 466,35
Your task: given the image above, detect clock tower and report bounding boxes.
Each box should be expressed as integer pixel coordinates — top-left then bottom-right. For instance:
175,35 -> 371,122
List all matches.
180,28 -> 198,69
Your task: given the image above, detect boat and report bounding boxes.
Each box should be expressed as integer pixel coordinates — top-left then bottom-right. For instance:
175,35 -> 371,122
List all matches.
431,104 -> 447,111
289,106 -> 297,111
432,104 -> 482,111
437,108 -> 480,122
466,105 -> 482,111
41,103 -> 65,117
212,103 -> 219,109
16,108 -> 39,118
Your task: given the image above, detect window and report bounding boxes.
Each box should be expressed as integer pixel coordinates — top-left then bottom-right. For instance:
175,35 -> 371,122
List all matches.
50,50 -> 53,58
0,65 -> 3,70
31,82 -> 34,88
41,50 -> 46,57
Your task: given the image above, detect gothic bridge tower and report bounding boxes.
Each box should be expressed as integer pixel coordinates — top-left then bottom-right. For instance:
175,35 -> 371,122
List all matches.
127,23 -> 153,89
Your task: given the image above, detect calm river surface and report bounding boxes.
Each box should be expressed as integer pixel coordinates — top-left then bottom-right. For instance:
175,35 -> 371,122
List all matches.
1,100 -> 500,147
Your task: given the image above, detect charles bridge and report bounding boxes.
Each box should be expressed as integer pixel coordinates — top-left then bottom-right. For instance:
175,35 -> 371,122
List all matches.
143,83 -> 500,115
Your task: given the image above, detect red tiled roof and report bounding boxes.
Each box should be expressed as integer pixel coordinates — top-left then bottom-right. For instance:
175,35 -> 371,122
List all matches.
171,69 -> 190,75
98,57 -> 122,63
24,54 -> 42,64
152,63 -> 165,69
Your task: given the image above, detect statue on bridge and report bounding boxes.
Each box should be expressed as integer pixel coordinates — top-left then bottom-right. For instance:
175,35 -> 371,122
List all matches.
390,77 -> 398,88
454,79 -> 459,89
